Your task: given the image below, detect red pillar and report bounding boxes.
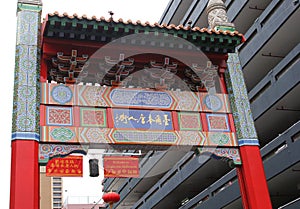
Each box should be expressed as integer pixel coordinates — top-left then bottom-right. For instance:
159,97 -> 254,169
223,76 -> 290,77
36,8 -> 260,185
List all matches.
10,140 -> 39,209
225,52 -> 272,208
237,146 -> 272,209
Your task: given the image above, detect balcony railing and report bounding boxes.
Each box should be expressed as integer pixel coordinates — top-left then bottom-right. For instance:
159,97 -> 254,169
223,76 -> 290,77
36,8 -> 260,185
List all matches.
179,121 -> 300,209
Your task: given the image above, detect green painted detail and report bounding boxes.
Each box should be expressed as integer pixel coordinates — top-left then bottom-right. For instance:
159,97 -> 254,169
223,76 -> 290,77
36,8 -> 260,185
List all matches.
210,37 -> 214,42
192,34 -> 197,40
17,3 -> 42,12
50,20 -> 55,26
226,53 -> 258,140
164,33 -> 168,37
144,30 -> 149,34
234,37 -> 241,45
72,21 -> 77,27
50,127 -> 75,142
114,27 -> 119,32
210,133 -> 230,145
125,28 -> 129,33
234,160 -> 242,165
215,26 -> 236,32
83,23 -> 88,29
104,25 -> 109,31
134,29 -> 139,34
93,24 -> 98,30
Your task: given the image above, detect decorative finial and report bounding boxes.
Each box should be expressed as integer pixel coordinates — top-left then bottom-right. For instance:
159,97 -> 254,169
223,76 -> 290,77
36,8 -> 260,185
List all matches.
187,19 -> 193,30
108,11 -> 114,20
206,0 -> 235,31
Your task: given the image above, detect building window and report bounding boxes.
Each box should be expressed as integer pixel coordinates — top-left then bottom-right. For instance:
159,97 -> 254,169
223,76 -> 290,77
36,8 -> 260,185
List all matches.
53,198 -> 62,202
53,203 -> 61,207
53,192 -> 61,197
53,187 -> 61,191
53,182 -> 62,187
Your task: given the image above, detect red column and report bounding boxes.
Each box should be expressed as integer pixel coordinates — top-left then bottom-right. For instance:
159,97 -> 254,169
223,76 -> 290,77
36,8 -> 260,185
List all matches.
237,146 -> 272,209
218,66 -> 228,94
40,55 -> 48,83
10,140 -> 39,209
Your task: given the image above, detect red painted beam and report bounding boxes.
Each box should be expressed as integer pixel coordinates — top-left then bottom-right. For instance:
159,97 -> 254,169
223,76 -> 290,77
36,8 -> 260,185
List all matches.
10,140 -> 39,209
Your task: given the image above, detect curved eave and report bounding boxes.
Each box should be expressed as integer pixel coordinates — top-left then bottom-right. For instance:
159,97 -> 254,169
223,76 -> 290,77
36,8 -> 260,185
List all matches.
42,13 -> 245,54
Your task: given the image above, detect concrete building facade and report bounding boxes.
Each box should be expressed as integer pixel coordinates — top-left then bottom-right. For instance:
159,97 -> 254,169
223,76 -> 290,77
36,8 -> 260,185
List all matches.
103,0 -> 300,208
40,167 -> 64,209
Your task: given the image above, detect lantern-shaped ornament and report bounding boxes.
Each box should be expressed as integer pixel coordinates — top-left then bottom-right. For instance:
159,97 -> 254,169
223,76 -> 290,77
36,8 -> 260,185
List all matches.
102,191 -> 120,209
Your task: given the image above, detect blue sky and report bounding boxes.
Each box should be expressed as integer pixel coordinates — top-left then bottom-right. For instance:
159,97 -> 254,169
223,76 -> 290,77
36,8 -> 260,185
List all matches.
0,0 -> 170,207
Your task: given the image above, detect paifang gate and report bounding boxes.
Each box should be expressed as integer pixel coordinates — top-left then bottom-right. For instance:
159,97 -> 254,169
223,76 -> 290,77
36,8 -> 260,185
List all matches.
10,1 -> 272,209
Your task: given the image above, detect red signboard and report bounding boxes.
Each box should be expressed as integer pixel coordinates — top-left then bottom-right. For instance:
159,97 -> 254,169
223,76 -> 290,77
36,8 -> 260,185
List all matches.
104,156 -> 139,178
46,155 -> 83,177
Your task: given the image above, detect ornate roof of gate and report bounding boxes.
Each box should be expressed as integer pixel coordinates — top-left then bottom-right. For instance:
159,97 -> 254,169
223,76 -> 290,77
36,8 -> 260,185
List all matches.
42,12 -> 245,54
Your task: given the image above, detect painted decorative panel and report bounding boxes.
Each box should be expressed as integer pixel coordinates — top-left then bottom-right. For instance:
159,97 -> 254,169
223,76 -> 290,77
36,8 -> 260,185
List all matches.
109,88 -> 173,109
110,130 -> 178,145
15,45 -> 39,87
12,5 -> 41,141
40,81 -> 240,147
79,127 -> 111,144
41,83 -> 233,113
226,53 -> 259,146
177,131 -> 206,146
41,126 -> 78,143
206,113 -> 230,132
77,85 -> 109,107
46,106 -> 73,126
205,132 -> 238,146
80,107 -> 107,127
41,126 -> 238,147
39,143 -> 88,164
17,10 -> 40,45
170,91 -> 200,111
26,94 -> 40,132
178,112 -> 202,131
13,87 -> 39,132
50,84 -> 74,105
198,147 -> 241,164
199,93 -> 231,113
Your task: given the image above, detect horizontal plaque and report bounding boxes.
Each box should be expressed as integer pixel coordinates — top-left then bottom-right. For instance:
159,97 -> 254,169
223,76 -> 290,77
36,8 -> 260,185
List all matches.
113,109 -> 173,130
104,156 -> 139,178
46,155 -> 83,177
